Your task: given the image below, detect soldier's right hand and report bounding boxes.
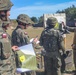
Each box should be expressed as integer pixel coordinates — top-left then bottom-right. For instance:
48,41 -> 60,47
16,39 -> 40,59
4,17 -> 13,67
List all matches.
12,46 -> 19,51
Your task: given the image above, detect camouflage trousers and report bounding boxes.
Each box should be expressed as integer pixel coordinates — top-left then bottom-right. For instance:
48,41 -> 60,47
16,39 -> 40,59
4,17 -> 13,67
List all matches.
0,61 -> 17,75
0,69 -> 17,75
19,71 -> 36,75
73,50 -> 76,69
0,54 -> 17,75
44,55 -> 61,75
61,55 -> 66,73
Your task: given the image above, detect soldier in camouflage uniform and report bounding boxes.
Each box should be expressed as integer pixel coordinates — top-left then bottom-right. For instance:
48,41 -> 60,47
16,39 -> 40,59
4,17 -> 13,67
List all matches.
0,0 -> 18,75
39,17 -> 66,75
64,26 -> 76,75
11,14 -> 36,75
12,14 -> 30,47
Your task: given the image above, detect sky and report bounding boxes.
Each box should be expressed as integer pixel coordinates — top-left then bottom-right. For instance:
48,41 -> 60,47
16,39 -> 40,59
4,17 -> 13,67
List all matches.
10,0 -> 76,19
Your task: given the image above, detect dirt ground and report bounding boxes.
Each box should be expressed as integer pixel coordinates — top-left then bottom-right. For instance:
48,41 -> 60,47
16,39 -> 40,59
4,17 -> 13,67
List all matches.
66,32 -> 74,49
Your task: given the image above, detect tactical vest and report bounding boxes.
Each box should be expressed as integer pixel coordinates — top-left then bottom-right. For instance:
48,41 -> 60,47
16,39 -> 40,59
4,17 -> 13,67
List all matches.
0,21 -> 12,65
42,28 -> 60,52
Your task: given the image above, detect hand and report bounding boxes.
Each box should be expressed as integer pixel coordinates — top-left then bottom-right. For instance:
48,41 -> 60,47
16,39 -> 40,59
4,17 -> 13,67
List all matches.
24,32 -> 28,35
12,46 -> 19,51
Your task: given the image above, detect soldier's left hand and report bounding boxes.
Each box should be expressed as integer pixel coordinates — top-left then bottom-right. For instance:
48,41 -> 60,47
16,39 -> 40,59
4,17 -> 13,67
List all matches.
12,46 -> 19,51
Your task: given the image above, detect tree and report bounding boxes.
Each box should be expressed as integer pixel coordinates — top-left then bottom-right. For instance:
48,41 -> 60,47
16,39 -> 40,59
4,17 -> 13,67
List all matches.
56,5 -> 76,26
31,17 -> 38,23
56,5 -> 76,21
38,16 -> 43,23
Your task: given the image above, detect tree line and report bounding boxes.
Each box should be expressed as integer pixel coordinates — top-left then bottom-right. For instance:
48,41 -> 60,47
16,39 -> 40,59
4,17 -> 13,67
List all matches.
31,5 -> 76,26
11,5 -> 76,27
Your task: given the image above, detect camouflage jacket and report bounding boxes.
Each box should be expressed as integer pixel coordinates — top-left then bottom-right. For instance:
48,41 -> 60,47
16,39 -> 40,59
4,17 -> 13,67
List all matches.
12,26 -> 30,47
0,19 -> 16,73
39,28 -> 65,53
66,26 -> 76,47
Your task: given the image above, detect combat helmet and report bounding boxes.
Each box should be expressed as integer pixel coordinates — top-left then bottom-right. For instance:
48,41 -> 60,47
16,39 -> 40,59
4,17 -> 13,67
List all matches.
0,0 -> 13,11
46,17 -> 58,26
17,14 -> 31,24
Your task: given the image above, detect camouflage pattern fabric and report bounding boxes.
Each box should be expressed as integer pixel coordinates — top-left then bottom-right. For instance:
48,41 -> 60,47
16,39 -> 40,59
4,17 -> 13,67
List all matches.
65,27 -> 76,73
0,22 -> 16,75
0,0 -> 13,11
73,50 -> 76,69
39,27 -> 65,75
0,0 -> 17,74
12,26 -> 29,47
17,14 -> 32,24
12,26 -> 35,75
46,17 -> 58,26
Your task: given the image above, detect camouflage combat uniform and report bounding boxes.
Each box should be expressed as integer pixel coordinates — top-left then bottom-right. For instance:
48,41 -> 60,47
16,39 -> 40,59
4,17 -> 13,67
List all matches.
0,26 -> 16,75
12,14 -> 31,47
11,14 -> 36,75
12,26 -> 29,47
0,0 -> 17,75
65,26 -> 76,74
39,17 -> 66,75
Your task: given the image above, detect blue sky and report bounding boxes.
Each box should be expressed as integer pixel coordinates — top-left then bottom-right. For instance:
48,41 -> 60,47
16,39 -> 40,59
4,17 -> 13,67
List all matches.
10,0 -> 76,19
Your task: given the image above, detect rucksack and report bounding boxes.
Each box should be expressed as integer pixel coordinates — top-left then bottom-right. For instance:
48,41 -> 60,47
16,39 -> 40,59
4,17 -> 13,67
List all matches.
42,28 -> 60,52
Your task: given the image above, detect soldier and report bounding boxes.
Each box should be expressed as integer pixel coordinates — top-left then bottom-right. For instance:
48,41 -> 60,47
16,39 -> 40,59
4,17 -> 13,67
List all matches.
0,0 -> 18,75
64,26 -> 76,75
11,14 -> 36,75
39,17 -> 66,75
12,14 -> 30,47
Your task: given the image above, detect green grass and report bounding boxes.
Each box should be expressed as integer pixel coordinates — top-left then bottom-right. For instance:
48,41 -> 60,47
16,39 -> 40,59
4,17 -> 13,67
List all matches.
25,27 -> 44,39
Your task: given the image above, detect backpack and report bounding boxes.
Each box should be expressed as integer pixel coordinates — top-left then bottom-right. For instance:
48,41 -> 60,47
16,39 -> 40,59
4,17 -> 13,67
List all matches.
42,28 -> 60,52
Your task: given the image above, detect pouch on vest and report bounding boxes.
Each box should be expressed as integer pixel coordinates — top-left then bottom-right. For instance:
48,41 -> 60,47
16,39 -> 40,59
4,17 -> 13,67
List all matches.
1,38 -> 12,59
0,33 -> 12,60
